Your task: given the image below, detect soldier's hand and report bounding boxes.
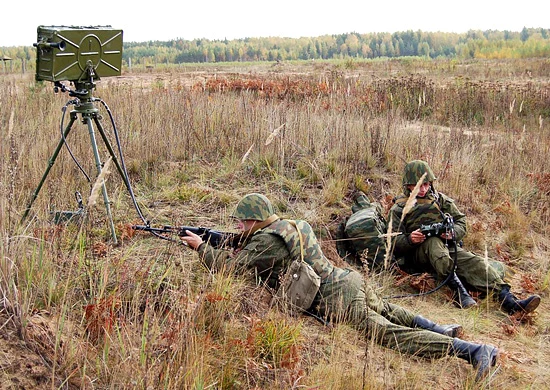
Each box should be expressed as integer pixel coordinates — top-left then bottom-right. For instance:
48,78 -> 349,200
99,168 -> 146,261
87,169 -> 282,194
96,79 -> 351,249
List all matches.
440,231 -> 453,240
410,229 -> 426,244
181,230 -> 203,250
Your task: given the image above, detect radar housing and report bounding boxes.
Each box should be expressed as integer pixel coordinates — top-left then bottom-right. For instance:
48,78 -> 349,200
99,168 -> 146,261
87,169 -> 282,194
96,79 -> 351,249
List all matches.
34,25 -> 123,82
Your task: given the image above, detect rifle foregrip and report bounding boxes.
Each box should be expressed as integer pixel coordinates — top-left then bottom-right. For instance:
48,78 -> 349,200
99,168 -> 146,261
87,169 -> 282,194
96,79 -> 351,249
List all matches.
176,226 -> 206,237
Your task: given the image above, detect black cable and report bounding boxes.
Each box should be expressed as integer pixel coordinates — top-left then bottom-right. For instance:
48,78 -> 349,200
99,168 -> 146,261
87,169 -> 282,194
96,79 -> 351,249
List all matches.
97,99 -> 146,221
96,99 -> 179,243
60,101 -> 91,182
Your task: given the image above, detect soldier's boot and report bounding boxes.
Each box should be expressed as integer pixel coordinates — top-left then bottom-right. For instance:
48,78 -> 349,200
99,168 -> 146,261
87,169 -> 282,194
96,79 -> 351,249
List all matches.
447,273 -> 477,309
451,338 -> 499,381
412,315 -> 463,337
497,287 -> 541,315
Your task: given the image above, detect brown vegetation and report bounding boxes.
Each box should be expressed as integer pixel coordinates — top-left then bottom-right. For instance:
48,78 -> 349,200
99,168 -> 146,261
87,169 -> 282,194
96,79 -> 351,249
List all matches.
1,58 -> 549,389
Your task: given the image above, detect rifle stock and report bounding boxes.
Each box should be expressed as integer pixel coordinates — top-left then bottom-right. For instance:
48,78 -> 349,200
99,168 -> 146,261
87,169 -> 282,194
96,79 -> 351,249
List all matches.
132,224 -> 241,249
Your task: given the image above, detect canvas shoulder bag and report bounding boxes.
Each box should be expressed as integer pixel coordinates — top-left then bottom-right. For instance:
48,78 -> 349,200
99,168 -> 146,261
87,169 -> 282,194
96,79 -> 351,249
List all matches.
276,220 -> 321,312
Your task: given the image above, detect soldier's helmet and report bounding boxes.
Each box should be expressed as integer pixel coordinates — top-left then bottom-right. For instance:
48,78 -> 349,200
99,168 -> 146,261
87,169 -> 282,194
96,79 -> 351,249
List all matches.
402,160 -> 437,186
231,193 -> 275,221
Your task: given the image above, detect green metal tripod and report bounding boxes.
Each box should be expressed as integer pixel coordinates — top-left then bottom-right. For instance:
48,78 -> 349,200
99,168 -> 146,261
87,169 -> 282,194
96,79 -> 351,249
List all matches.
21,78 -> 132,244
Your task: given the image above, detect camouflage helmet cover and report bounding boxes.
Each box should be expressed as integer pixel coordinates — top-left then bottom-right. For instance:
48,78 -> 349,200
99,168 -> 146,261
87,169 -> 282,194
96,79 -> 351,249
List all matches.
402,160 -> 437,186
231,193 -> 275,221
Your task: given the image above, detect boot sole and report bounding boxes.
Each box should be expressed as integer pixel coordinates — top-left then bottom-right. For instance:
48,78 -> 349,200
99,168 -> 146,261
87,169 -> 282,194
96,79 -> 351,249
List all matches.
449,326 -> 463,338
475,347 -> 499,381
521,295 -> 541,314
453,299 -> 477,309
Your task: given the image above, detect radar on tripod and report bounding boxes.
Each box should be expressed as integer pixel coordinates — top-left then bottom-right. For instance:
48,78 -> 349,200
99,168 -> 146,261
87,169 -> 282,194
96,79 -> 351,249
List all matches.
34,25 -> 123,82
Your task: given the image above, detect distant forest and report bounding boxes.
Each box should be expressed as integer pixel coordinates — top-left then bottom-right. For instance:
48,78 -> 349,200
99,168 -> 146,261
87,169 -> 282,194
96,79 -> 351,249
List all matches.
121,28 -> 550,65
1,27 -> 549,68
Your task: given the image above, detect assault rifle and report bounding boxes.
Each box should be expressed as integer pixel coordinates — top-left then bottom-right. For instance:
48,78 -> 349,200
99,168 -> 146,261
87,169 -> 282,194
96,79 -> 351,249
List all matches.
419,214 -> 454,238
132,224 -> 241,249
420,221 -> 448,237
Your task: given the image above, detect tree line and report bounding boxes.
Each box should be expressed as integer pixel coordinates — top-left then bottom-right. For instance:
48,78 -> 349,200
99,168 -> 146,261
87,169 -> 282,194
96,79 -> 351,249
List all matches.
1,27 -> 549,69
122,28 -> 550,65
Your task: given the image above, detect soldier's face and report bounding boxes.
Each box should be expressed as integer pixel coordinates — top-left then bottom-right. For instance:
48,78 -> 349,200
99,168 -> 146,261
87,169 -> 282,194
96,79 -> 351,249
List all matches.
407,182 -> 430,197
238,219 -> 257,231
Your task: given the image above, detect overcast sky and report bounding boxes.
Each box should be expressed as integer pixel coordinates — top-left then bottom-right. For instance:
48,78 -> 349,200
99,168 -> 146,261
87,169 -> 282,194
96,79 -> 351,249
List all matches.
1,0 -> 549,47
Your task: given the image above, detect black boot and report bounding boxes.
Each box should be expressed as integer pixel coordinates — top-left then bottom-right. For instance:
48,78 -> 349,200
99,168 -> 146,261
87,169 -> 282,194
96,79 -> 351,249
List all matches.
451,338 -> 499,381
498,287 -> 541,314
412,315 -> 463,337
447,273 -> 477,309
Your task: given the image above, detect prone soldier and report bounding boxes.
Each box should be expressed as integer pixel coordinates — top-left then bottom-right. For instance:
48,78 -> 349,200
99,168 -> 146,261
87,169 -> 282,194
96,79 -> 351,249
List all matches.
182,193 -> 499,381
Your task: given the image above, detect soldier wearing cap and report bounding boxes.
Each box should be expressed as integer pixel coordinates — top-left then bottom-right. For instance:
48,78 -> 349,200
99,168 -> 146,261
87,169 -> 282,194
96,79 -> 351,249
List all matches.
182,193 -> 499,381
389,160 -> 541,314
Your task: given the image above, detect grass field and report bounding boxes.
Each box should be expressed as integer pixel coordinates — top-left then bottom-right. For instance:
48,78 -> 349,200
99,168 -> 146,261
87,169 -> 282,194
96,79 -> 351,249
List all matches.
1,57 -> 549,389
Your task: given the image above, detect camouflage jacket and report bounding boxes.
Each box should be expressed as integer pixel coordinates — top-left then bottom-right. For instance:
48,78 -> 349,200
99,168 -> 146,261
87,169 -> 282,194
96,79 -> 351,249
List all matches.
262,219 -> 334,280
388,190 -> 467,257
197,218 -> 340,290
198,228 -> 290,290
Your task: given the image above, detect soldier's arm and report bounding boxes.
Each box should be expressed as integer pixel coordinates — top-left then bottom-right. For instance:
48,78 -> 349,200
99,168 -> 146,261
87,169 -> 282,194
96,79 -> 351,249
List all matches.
389,206 -> 417,256
197,233 -> 290,289
196,242 -> 233,269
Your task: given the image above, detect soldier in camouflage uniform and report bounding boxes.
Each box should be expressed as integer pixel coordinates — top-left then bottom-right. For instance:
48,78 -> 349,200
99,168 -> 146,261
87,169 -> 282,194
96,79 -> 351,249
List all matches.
389,160 -> 541,314
182,193 -> 499,381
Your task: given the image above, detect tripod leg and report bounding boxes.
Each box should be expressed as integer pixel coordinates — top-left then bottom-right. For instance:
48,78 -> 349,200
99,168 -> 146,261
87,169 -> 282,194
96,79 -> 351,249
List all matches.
93,113 -> 146,223
21,115 -> 77,222
85,116 -> 118,244
92,116 -> 132,191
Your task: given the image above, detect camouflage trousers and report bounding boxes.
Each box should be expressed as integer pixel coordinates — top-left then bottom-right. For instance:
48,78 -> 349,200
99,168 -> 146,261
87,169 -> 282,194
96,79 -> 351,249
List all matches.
414,237 -> 509,292
314,268 -> 452,358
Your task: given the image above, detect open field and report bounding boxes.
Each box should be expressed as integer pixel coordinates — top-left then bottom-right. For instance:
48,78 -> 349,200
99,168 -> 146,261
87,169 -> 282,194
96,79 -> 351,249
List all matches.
1,58 -> 550,389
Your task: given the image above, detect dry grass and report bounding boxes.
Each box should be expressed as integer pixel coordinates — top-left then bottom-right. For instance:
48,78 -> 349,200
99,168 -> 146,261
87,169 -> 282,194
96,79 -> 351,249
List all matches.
0,58 -> 549,389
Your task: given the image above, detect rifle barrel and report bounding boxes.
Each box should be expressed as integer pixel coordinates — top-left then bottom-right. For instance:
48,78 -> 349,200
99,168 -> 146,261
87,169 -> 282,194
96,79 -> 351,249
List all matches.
131,224 -> 240,249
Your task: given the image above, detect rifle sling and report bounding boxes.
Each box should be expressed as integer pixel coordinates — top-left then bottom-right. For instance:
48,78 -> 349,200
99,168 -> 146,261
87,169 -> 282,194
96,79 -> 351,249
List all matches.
240,214 -> 280,240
